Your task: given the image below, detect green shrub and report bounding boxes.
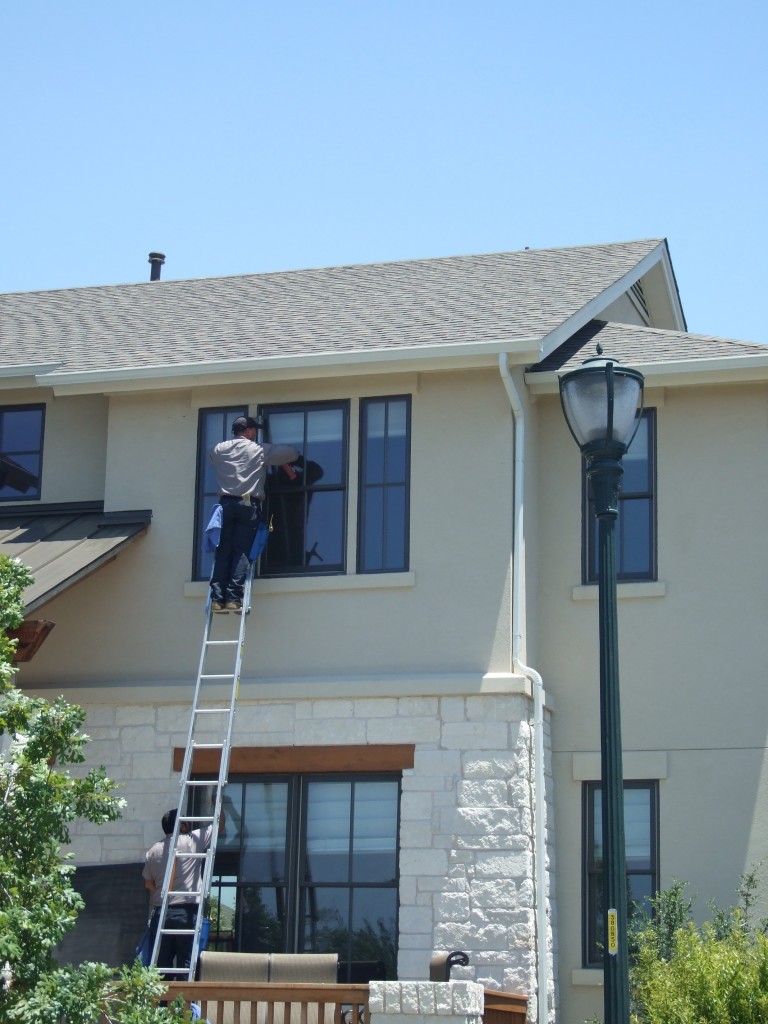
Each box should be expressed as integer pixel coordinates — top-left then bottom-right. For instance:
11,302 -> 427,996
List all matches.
629,870 -> 768,1024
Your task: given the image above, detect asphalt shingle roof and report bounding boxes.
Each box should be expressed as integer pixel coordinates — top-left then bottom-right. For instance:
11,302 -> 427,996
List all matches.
528,319 -> 768,374
1,239 -> 664,375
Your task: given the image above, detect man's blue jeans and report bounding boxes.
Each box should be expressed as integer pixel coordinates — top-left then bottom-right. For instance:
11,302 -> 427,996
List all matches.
210,499 -> 260,603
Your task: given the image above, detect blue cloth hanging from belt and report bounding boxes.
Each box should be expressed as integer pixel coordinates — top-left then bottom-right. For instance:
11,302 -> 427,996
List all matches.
204,503 -> 223,552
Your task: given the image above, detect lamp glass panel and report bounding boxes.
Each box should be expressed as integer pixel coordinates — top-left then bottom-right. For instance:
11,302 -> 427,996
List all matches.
611,375 -> 643,446
561,373 -> 610,446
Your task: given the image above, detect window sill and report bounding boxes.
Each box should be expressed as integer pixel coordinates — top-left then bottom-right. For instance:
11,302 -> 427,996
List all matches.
572,580 -> 666,602
184,571 -> 416,598
571,968 -> 603,987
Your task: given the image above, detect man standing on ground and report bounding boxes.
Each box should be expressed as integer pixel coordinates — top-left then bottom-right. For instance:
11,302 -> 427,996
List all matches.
143,807 -> 222,978
208,415 -> 299,611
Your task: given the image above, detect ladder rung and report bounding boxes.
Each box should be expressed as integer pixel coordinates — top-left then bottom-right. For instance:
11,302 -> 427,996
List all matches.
200,674 -> 235,681
194,707 -> 231,714
179,814 -> 215,822
192,743 -> 224,750
183,779 -> 219,787
206,639 -> 239,647
170,889 -> 203,897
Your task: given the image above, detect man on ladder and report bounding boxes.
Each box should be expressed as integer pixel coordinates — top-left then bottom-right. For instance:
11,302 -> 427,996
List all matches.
143,807 -> 224,978
208,415 -> 299,611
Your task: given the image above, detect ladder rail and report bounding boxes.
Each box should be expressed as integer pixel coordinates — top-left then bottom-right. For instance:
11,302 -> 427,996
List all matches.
149,557 -> 256,979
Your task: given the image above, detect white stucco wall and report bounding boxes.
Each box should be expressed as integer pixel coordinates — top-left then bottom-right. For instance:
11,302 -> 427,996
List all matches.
534,381 -> 768,1024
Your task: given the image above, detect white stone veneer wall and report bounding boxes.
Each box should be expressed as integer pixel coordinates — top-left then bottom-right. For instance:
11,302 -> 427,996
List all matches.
369,980 -> 484,1024
67,693 -> 552,1016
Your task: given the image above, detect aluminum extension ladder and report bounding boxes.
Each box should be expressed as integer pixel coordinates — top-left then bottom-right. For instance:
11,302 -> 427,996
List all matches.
149,560 -> 256,980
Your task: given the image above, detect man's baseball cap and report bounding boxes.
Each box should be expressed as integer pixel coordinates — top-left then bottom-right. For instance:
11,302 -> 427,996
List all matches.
232,416 -> 259,432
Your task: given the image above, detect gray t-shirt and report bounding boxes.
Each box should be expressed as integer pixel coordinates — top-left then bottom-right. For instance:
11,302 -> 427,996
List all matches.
143,825 -> 213,907
209,438 -> 299,501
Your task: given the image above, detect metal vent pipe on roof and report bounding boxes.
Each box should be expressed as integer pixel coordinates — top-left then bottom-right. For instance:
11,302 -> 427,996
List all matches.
148,252 -> 166,281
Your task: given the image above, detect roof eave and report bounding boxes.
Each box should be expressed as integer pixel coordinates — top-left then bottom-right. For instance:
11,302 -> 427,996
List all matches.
37,336 -> 544,395
525,355 -> 768,395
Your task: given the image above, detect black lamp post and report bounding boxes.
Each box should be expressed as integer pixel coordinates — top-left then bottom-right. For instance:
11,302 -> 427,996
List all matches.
559,345 -> 644,1024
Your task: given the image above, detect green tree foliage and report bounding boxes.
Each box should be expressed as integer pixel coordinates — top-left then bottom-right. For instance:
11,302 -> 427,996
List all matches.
0,555 -> 190,1022
629,870 -> 768,1024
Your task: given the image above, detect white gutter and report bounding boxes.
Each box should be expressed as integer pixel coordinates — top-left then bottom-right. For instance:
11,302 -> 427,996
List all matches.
34,336 -> 542,388
498,353 -> 550,1024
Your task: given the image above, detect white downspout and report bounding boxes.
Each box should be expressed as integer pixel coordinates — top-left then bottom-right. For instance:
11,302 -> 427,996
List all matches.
498,353 -> 550,1024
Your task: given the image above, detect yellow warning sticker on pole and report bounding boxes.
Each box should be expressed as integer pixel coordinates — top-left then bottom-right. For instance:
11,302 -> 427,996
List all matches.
607,909 -> 618,955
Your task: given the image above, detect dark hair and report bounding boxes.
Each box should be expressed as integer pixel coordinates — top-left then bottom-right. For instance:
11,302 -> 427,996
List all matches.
161,808 -> 178,835
232,416 -> 259,434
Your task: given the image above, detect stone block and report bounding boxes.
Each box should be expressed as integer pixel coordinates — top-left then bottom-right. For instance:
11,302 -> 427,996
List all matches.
413,749 -> 462,777
439,697 -> 466,722
457,779 -> 508,808
435,892 -> 470,920
354,698 -> 398,718
84,705 -> 117,727
121,726 -> 158,753
417,983 -> 436,1014
400,848 -> 448,877
400,982 -> 420,1013
462,754 -> 518,778
451,982 -> 484,1015
399,905 -> 434,934
115,706 -> 157,726
473,879 -> 517,910
312,700 -> 353,718
398,698 -> 439,717
441,722 -> 509,751
475,850 -> 530,877
400,791 -> 434,823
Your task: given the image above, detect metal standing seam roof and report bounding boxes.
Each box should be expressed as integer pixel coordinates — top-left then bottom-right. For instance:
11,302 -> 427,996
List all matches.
0,239 -> 665,375
0,505 -> 151,612
527,319 -> 768,374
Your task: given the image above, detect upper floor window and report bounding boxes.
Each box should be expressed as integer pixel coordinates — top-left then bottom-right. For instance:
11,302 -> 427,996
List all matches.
584,409 -> 656,582
583,780 -> 659,967
193,406 -> 247,580
261,402 -> 348,575
193,397 -> 412,581
0,404 -> 45,501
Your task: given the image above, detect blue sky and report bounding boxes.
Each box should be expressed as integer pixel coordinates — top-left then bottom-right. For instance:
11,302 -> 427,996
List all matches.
2,2 -> 766,342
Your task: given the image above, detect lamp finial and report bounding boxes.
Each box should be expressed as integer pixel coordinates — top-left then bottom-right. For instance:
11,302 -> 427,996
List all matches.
596,342 -> 603,356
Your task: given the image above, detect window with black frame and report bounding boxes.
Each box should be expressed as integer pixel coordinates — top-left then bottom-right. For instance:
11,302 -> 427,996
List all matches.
192,397 -> 412,580
201,774 -> 400,983
585,409 -> 656,582
0,404 -> 45,501
583,780 -> 659,967
193,406 -> 247,580
260,402 -> 348,575
358,396 -> 411,573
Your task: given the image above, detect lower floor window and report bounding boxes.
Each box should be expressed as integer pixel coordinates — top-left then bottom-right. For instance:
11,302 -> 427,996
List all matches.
584,780 -> 659,967
198,774 -> 400,982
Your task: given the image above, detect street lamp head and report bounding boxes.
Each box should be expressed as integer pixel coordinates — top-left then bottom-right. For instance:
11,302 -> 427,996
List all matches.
559,344 -> 645,458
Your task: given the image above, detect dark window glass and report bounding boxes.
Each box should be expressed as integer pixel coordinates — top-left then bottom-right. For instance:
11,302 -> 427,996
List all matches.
585,409 -> 656,582
358,397 -> 411,572
193,406 -> 247,580
584,780 -> 659,967
201,774 -> 400,982
260,402 -> 348,575
0,405 -> 45,501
